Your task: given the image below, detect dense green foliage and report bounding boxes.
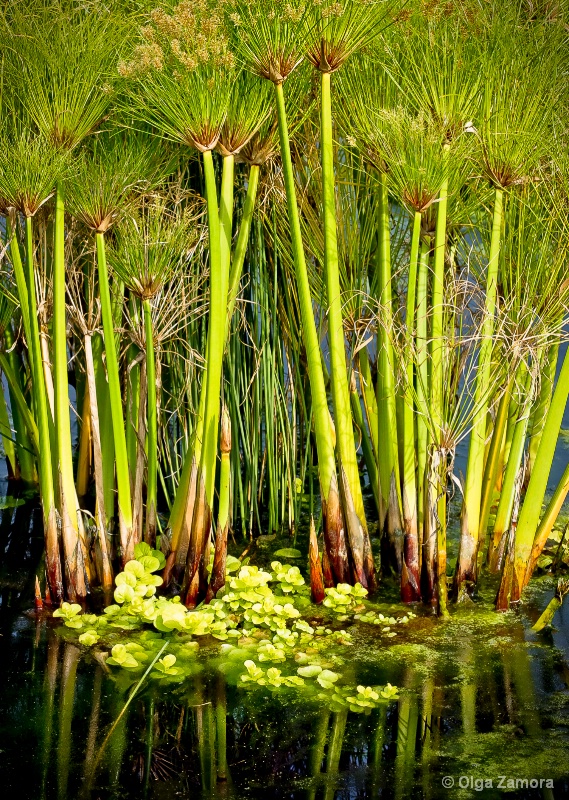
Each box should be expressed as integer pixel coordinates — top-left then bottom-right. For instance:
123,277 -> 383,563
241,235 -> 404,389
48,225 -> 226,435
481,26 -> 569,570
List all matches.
0,0 -> 568,616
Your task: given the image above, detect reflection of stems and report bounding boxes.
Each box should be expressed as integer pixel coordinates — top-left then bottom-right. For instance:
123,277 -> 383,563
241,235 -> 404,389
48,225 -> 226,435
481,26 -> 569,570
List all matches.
41,636 -> 60,800
395,686 -> 418,800
107,695 -> 129,789
324,710 -> 348,800
196,694 -> 215,793
505,643 -> 541,737
371,704 -> 387,791
84,667 -> 103,776
57,644 -> 80,800
459,646 -> 476,736
90,640 -> 169,780
421,677 -> 434,800
143,695 -> 155,798
307,709 -> 330,800
215,676 -> 228,782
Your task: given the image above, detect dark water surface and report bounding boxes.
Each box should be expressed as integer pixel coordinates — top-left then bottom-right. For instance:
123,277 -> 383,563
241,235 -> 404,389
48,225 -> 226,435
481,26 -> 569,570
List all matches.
0,486 -> 569,800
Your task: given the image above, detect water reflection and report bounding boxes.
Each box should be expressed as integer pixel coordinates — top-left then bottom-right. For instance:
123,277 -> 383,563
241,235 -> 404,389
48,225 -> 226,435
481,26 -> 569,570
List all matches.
0,606 -> 568,800
0,491 -> 566,800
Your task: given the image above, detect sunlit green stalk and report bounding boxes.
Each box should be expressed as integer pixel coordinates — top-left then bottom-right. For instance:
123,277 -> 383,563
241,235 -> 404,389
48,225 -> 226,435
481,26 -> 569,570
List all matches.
416,239 -> 430,562
143,297 -> 157,546
428,171 -> 449,614
321,70 -> 369,584
0,381 -> 16,476
528,461 -> 569,578
23,216 -> 62,600
527,341 -> 558,480
226,163 -> 259,327
401,210 -> 421,601
96,231 -> 135,563
456,188 -> 504,590
0,351 -> 39,454
93,332 -> 116,529
4,325 -> 36,483
512,346 -> 569,600
377,172 -> 403,576
480,374 -> 514,561
275,80 -> 346,580
200,151 -> 231,506
490,364 -> 532,572
54,182 -> 87,597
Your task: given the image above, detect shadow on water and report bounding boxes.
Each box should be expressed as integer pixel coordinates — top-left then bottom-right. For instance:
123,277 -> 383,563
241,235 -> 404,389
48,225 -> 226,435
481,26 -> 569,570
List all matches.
0,494 -> 568,799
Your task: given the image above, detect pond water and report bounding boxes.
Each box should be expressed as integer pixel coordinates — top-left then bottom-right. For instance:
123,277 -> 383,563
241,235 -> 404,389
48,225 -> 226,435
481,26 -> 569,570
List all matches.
0,486 -> 568,800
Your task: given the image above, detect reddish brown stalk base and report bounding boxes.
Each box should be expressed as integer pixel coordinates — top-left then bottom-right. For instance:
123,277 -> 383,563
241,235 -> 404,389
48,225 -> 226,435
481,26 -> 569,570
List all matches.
401,550 -> 421,604
495,529 -> 517,611
386,473 -> 404,575
163,459 -> 198,589
309,517 -> 326,604
184,474 -> 211,608
205,522 -> 229,604
421,488 -> 437,609
322,480 -> 350,584
45,506 -> 63,604
362,528 -> 377,592
453,510 -> 478,598
322,548 -> 334,588
340,467 -> 367,587
34,576 -> 43,611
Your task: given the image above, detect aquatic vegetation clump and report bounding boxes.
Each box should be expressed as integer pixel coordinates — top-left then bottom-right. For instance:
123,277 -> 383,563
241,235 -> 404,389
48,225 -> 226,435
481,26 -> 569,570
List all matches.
52,551 -> 412,712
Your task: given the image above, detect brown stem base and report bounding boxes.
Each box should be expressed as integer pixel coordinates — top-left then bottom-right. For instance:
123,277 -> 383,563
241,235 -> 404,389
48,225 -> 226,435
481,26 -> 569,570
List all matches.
309,517 -> 326,604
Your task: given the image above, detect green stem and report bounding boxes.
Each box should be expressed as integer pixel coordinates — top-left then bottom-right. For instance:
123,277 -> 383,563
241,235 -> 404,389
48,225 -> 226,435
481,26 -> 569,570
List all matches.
7,215 -> 32,350
401,211 -> 421,601
416,239 -> 430,554
0,379 -> 17,476
488,367 -> 532,572
513,345 -> 569,599
96,231 -> 134,562
274,81 -> 337,520
350,375 -> 379,511
527,341 -> 558,480
4,325 -> 36,483
143,297 -> 157,545
0,351 -> 39,454
480,374 -> 514,559
54,182 -> 86,597
320,71 -> 367,539
457,187 -> 504,588
430,176 -> 449,441
377,173 -> 400,519
93,332 -> 116,528
359,349 -> 379,460
528,461 -> 569,578
226,163 -> 260,331
200,150 -> 231,507
24,217 -> 60,597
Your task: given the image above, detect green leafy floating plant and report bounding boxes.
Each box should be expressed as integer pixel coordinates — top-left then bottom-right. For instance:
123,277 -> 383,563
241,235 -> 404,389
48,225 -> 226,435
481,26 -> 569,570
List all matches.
53,602 -> 84,628
53,554 -> 410,713
106,644 -> 140,669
